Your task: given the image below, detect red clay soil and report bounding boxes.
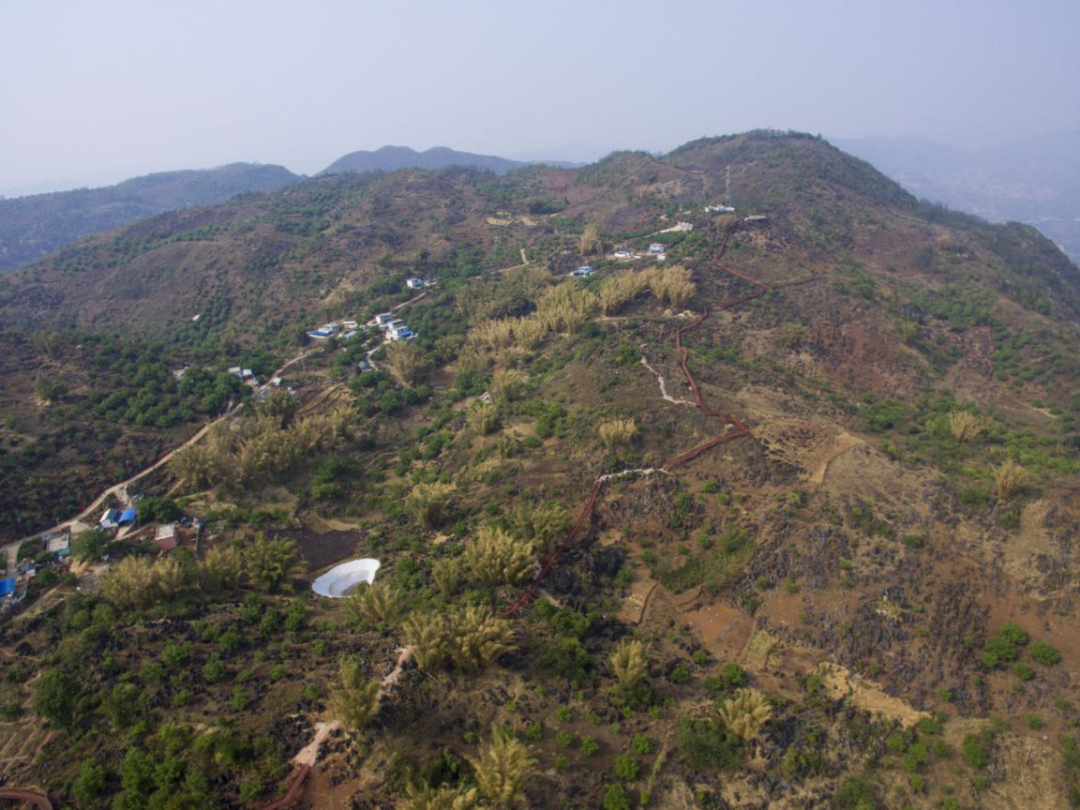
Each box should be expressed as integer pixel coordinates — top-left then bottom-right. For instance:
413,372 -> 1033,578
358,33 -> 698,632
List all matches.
258,765 -> 311,810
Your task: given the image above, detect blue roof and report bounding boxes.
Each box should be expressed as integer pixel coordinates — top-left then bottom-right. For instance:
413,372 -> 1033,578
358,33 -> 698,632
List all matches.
119,508 -> 137,523
0,579 -> 15,597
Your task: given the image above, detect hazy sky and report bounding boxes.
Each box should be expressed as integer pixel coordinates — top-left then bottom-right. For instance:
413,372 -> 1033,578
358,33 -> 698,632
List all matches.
2,0 -> 1078,195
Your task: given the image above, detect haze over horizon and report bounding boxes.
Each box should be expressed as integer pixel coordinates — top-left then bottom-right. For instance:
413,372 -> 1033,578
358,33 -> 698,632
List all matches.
2,0 -> 1078,196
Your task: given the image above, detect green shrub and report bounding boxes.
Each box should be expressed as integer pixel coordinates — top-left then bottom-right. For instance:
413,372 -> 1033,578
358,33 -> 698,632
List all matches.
603,783 -> 632,810
675,718 -> 740,771
834,773 -> 879,809
631,733 -> 652,755
998,622 -> 1030,647
614,754 -> 639,781
962,732 -> 991,769
1030,640 -> 1062,665
1014,662 -> 1035,681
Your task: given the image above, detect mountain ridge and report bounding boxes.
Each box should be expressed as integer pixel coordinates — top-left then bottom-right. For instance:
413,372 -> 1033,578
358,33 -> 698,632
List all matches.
0,162 -> 301,275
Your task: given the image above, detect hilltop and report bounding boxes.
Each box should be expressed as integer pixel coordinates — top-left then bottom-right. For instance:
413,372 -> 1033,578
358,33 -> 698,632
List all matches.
0,162 -> 301,275
1,131 -> 1079,809
321,144 -> 529,176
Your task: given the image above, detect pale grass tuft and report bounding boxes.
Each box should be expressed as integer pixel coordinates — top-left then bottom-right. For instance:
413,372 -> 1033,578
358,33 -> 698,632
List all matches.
948,411 -> 987,442
467,401 -> 501,436
718,688 -> 773,742
610,638 -> 647,688
598,417 -> 639,448
405,482 -> 456,529
994,459 -> 1029,502
464,525 -> 535,589
469,730 -> 534,808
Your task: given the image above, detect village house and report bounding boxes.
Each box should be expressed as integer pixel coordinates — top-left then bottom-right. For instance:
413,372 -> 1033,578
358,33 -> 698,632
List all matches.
99,508 -> 121,530
154,524 -> 178,552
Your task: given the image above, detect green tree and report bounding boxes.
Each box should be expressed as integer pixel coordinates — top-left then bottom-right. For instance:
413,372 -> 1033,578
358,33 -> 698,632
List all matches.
33,669 -> 78,728
72,529 -> 110,562
71,759 -> 110,807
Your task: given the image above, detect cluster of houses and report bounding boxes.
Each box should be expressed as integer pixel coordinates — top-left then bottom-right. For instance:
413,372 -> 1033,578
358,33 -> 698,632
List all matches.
307,320 -> 362,342
374,312 -> 416,341
612,242 -> 668,261
1,529 -> 73,612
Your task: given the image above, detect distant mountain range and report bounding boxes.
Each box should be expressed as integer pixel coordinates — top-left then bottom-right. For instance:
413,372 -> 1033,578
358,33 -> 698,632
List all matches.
836,132 -> 1080,262
0,163 -> 301,274
320,145 -> 532,176
0,146 -> 583,275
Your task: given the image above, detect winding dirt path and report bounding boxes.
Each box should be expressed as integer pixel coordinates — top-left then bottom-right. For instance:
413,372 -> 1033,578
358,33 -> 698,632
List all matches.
0,789 -> 54,809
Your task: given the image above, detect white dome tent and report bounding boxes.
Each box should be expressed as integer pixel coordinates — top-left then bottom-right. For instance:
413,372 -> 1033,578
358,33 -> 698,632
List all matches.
311,558 -> 381,598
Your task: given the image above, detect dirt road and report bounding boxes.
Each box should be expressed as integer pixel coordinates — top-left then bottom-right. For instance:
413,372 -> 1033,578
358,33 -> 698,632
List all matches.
1,349 -> 317,569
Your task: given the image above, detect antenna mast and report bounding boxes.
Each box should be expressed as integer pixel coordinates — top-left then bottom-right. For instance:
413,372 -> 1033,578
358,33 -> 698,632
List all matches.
725,165 -> 732,208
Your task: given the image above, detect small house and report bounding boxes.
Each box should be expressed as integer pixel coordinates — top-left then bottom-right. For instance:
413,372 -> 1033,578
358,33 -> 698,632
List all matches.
387,326 -> 415,341
340,330 -> 359,341
705,204 -> 735,213
655,253 -> 666,261
46,533 -> 71,558
649,242 -> 665,254
154,524 -> 178,552
342,320 -> 359,330
406,278 -> 426,289
743,215 -> 768,223
375,313 -> 396,327
99,508 -> 121,530
676,221 -> 693,231
0,579 -> 15,597
572,266 -> 594,277
613,248 -> 634,259
118,508 -> 137,527
358,359 -> 373,372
